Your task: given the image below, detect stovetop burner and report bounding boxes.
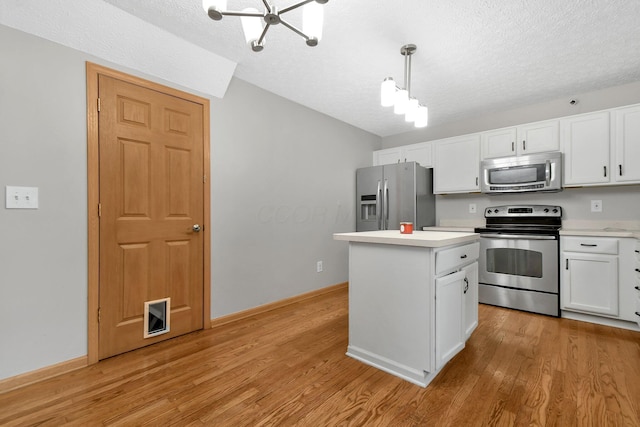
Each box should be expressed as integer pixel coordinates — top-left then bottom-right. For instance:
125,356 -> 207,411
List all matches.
475,205 -> 563,234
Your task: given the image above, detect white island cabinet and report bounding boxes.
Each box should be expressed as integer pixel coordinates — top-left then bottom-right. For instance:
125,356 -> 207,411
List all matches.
333,230 -> 479,387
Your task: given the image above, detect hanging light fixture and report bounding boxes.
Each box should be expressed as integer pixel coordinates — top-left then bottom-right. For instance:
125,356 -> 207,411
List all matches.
381,44 -> 429,128
203,0 -> 329,52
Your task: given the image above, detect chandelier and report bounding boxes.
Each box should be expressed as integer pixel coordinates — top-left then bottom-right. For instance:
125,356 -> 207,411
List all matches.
203,0 -> 329,52
380,44 -> 429,128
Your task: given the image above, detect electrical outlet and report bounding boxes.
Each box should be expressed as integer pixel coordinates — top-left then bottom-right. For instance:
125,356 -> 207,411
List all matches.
469,203 -> 477,214
591,200 -> 602,212
316,261 -> 323,273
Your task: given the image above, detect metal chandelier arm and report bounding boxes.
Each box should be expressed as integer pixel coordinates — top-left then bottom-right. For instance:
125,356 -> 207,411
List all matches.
279,19 -> 309,40
257,23 -> 271,45
280,0 -> 317,14
218,10 -> 264,18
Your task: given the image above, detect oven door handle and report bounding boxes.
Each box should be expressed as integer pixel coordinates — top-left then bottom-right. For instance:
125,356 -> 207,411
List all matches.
480,233 -> 557,240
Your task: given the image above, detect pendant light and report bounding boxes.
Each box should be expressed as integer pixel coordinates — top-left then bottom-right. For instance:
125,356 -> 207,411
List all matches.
380,44 -> 429,128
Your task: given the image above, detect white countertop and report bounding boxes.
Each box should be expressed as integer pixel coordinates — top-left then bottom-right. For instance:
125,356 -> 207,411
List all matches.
560,228 -> 640,238
423,226 -> 476,233
333,230 -> 479,248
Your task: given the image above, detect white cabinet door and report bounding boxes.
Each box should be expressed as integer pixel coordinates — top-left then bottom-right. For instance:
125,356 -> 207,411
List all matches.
481,127 -> 517,159
618,238 -> 639,322
403,142 -> 433,167
517,119 -> 560,155
373,148 -> 402,166
434,135 -> 480,194
562,111 -> 611,186
562,253 -> 619,316
614,105 -> 640,183
436,271 -> 465,370
461,262 -> 479,339
481,120 -> 559,160
373,143 -> 433,167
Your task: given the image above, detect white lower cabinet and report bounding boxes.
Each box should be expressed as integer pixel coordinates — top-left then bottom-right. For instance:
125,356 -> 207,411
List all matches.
461,262 -> 479,339
562,253 -> 618,315
345,239 -> 479,387
561,237 -> 619,316
435,271 -> 465,370
634,239 -> 640,327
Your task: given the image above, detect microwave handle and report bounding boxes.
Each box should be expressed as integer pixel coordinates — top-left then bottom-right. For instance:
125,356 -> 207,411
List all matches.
545,160 -> 551,186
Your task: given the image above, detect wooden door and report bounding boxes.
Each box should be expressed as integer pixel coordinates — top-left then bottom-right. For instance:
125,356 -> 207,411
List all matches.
97,73 -> 205,359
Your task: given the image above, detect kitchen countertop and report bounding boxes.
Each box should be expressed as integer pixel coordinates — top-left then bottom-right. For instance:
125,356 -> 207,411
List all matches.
560,228 -> 640,238
423,226 -> 476,233
333,230 -> 479,248
422,224 -> 640,239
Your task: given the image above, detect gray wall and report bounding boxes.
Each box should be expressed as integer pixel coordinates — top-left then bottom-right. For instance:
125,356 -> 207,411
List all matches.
0,24 -> 380,380
210,78 -> 378,316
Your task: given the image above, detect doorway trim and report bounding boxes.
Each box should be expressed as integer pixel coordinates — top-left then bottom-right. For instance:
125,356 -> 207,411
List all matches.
86,62 -> 211,364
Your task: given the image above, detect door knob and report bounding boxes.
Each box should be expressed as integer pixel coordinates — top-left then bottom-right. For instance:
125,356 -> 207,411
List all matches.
192,224 -> 201,232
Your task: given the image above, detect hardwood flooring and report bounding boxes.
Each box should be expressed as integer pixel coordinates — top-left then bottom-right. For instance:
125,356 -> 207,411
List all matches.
1,285 -> 639,426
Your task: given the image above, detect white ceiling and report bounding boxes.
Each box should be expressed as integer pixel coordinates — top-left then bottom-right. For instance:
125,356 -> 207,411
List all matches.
102,1 -> 640,137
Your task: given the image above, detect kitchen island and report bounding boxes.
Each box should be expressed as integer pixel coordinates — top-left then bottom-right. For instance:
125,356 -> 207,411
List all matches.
334,230 -> 480,387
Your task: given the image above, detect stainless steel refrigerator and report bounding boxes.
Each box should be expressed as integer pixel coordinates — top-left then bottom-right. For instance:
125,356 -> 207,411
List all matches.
356,162 -> 435,231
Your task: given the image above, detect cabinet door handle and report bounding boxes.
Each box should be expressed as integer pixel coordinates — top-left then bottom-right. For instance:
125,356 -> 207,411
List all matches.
619,164 -> 623,176
635,268 -> 640,273
566,259 -> 569,270
634,250 -> 639,254
580,244 -> 598,247
460,254 -> 468,259
522,140 -> 526,151
603,166 -> 607,177
636,312 -> 640,317
463,277 -> 469,294
635,286 -> 640,291
512,142 -> 515,152
475,177 -> 478,186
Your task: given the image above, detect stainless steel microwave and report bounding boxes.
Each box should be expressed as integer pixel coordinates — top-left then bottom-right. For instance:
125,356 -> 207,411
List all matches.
480,151 -> 562,194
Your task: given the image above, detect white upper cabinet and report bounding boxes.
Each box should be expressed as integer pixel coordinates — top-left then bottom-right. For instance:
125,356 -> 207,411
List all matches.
614,105 -> 640,183
481,127 -> 517,158
481,119 -> 560,159
373,147 -> 402,165
561,111 -> 611,186
518,120 -> 560,155
375,102 -> 640,194
434,135 -> 480,194
373,142 -> 433,167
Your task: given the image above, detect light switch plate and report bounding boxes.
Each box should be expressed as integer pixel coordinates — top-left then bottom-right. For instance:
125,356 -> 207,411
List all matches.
5,186 -> 39,209
590,200 -> 602,212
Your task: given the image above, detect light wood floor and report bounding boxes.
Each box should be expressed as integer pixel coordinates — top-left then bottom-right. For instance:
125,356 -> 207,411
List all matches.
1,285 -> 639,426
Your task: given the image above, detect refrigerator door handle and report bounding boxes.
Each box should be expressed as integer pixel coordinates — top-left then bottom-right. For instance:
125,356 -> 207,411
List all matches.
384,179 -> 389,230
376,181 -> 382,230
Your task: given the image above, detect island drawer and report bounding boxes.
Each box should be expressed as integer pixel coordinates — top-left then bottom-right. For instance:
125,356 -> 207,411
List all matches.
436,242 -> 479,275
562,237 -> 618,254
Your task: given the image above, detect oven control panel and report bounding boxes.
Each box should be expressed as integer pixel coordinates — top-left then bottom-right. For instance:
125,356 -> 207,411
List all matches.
484,205 -> 562,218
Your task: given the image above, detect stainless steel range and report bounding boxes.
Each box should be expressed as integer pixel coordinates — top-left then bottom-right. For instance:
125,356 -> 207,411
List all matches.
474,205 -> 562,317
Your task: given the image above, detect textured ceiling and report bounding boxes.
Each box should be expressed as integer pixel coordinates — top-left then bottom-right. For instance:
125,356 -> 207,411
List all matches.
102,1 -> 640,136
